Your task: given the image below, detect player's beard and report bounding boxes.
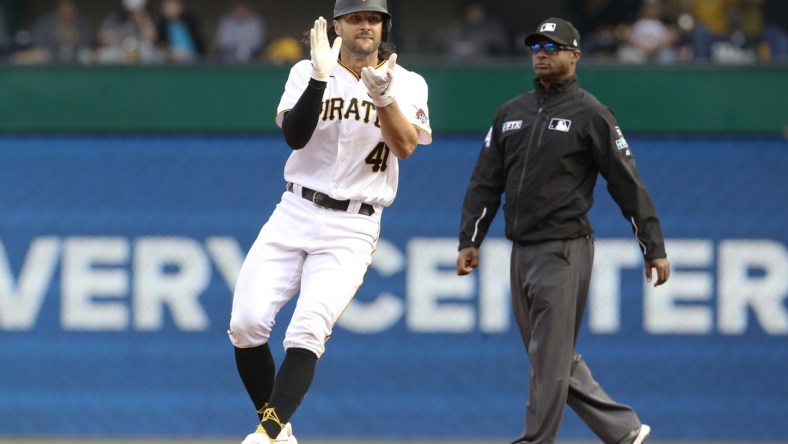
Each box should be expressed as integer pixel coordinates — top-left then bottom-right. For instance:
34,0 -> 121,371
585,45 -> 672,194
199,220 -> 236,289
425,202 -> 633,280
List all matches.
346,33 -> 380,57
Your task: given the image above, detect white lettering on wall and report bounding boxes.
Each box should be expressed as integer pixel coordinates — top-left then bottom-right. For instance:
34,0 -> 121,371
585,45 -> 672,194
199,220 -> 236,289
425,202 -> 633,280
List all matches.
589,240 -> 641,333
644,240 -> 713,334
133,237 -> 210,331
478,239 -> 512,333
0,236 -> 786,335
61,237 -> 129,331
205,236 -> 246,292
718,240 -> 788,334
0,237 -> 60,330
407,238 -> 474,332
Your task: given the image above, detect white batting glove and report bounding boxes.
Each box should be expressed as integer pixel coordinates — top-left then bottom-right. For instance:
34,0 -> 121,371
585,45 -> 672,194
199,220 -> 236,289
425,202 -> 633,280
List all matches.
361,53 -> 397,107
310,17 -> 341,82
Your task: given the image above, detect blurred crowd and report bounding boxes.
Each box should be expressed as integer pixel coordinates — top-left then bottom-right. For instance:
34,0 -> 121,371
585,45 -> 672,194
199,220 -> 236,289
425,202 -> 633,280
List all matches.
564,0 -> 788,64
442,0 -> 788,64
0,0 -> 786,65
0,0 -> 304,65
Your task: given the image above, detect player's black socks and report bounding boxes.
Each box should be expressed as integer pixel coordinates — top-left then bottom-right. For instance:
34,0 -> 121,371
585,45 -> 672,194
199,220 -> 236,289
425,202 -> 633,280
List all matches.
261,347 -> 318,437
234,343 -> 276,420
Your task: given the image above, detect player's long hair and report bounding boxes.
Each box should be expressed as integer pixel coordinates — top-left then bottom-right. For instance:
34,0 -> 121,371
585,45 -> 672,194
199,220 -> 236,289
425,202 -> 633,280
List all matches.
301,22 -> 396,63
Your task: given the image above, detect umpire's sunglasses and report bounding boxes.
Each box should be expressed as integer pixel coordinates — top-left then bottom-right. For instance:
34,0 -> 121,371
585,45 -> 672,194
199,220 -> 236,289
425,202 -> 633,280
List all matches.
529,42 -> 575,55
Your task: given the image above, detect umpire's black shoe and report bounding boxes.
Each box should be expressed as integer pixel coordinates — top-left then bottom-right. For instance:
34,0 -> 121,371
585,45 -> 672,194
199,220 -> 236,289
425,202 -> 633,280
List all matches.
616,424 -> 651,444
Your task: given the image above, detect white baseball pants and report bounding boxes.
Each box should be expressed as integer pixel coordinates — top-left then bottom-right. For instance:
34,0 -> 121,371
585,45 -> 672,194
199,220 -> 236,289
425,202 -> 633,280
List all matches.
228,190 -> 381,358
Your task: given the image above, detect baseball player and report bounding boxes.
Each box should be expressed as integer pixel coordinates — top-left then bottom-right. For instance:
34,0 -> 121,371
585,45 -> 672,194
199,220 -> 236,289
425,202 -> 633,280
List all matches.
228,0 -> 432,443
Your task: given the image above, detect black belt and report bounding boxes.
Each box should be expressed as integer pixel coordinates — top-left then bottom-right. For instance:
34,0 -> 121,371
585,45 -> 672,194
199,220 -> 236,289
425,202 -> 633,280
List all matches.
287,183 -> 375,216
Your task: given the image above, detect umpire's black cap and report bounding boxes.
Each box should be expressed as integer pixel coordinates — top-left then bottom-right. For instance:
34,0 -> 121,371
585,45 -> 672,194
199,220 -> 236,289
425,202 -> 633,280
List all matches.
524,17 -> 581,49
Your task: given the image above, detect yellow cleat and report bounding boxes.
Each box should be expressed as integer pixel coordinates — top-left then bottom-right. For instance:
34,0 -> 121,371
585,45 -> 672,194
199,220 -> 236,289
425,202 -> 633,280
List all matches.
240,424 -> 274,444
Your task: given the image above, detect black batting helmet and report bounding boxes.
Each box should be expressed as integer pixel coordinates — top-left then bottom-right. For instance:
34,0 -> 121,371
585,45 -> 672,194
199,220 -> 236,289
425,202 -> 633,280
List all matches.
333,0 -> 392,41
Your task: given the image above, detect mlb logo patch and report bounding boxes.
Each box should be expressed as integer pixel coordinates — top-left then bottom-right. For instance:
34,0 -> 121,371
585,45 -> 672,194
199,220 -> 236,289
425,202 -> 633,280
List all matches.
502,120 -> 523,132
548,118 -> 571,132
540,23 -> 557,32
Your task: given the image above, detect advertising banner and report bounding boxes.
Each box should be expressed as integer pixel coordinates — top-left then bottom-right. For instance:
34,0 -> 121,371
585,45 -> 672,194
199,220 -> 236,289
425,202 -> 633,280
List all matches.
0,135 -> 786,441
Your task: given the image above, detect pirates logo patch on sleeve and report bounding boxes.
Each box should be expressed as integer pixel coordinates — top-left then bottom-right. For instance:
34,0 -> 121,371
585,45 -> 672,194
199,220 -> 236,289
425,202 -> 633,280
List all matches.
415,108 -> 428,125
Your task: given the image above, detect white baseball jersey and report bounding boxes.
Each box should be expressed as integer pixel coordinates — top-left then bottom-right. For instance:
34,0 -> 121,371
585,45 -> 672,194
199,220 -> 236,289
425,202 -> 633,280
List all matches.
229,55 -> 432,357
275,57 -> 432,207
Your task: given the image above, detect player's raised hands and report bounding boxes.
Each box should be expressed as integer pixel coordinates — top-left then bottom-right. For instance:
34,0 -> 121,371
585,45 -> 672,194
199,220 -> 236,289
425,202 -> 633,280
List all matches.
361,53 -> 397,107
310,17 -> 341,82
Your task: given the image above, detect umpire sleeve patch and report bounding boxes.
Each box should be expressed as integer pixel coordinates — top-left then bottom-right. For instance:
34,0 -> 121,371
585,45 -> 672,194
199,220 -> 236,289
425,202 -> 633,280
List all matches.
614,125 -> 632,156
502,120 -> 523,132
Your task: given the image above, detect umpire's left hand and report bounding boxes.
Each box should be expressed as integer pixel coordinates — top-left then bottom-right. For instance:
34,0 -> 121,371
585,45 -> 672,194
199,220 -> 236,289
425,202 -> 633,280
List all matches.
457,246 -> 479,276
646,257 -> 670,287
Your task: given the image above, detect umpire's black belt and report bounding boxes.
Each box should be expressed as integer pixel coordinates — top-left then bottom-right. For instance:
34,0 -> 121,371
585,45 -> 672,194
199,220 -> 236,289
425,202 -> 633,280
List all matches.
287,183 -> 375,216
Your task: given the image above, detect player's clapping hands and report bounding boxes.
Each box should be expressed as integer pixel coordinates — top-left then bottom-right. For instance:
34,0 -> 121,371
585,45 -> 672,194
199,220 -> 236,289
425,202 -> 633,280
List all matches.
362,53 -> 397,107
310,17 -> 341,82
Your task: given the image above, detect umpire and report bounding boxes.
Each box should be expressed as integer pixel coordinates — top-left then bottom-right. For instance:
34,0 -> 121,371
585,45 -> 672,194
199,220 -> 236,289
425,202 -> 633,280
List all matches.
456,17 -> 669,444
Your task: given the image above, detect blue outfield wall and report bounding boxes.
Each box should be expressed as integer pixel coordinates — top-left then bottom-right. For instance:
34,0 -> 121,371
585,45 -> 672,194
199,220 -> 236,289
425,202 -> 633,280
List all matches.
0,134 -> 786,441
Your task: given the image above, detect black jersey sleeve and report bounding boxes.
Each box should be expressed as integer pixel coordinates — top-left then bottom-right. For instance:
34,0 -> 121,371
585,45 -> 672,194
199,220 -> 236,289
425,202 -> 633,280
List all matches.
458,123 -> 506,250
589,107 -> 667,261
281,78 -> 326,150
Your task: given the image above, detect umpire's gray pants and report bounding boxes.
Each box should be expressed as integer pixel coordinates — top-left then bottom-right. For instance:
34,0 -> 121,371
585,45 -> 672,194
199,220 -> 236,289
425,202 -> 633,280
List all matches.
510,237 -> 641,444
